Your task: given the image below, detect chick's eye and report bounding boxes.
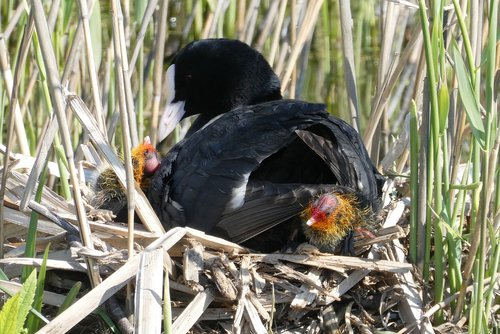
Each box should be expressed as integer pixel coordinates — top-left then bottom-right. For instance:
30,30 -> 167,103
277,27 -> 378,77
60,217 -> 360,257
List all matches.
324,208 -> 334,216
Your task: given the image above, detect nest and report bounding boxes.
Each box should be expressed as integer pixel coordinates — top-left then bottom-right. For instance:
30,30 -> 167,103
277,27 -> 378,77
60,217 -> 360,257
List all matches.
1,158 -> 433,333
153,224 -> 415,333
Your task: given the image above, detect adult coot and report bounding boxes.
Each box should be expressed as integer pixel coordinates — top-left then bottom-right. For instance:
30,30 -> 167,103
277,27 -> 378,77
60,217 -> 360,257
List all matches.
158,39 -> 282,140
151,39 -> 384,252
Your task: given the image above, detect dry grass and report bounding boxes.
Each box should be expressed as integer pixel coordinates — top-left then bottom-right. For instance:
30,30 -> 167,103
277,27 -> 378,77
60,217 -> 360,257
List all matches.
0,0 -> 498,333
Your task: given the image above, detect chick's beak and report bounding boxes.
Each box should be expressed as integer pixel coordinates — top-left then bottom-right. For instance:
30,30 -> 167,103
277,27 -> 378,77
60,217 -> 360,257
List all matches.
306,217 -> 317,226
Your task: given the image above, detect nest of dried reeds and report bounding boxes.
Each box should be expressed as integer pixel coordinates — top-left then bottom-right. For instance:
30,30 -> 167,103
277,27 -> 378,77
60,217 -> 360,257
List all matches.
2,131 -> 432,333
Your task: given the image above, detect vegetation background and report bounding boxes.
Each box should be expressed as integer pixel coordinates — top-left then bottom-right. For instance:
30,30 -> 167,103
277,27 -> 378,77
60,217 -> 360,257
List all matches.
0,0 -> 498,333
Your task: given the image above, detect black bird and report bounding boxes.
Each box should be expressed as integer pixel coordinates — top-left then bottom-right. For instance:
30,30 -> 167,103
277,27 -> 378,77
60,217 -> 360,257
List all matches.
150,39 -> 384,253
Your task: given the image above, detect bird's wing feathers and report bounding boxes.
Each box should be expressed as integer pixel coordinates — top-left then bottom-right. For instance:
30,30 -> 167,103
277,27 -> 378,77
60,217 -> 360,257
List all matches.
153,101 -> 320,229
295,116 -> 383,203
295,129 -> 351,185
149,100 -> 383,237
147,143 -> 185,226
217,182 -> 330,243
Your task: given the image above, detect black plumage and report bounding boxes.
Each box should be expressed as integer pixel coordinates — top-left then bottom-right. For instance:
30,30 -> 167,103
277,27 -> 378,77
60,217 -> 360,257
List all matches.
158,39 -> 281,140
150,39 -> 384,252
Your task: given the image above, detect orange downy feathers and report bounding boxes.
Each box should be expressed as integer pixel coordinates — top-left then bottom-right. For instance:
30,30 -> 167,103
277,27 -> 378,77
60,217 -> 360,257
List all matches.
91,137 -> 160,213
302,192 -> 373,253
131,137 -> 160,191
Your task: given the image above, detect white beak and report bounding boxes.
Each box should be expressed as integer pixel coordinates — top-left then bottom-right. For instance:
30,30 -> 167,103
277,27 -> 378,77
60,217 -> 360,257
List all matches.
158,100 -> 186,142
158,64 -> 186,141
306,218 -> 316,226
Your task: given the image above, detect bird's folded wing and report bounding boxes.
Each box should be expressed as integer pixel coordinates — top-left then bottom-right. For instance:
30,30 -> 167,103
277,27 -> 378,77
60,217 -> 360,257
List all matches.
217,182 -> 334,244
295,122 -> 381,203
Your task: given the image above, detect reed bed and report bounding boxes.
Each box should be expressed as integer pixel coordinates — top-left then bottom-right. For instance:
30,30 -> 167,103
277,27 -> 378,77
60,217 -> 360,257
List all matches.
0,0 -> 498,333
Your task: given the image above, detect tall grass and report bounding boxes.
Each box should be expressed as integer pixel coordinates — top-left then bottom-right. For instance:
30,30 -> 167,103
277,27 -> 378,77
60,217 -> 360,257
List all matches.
0,0 -> 498,331
416,0 -> 499,331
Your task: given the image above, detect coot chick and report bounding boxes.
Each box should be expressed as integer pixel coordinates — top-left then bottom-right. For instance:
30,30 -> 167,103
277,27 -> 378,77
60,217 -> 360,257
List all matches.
303,190 -> 376,253
92,137 -> 160,215
151,39 -> 384,252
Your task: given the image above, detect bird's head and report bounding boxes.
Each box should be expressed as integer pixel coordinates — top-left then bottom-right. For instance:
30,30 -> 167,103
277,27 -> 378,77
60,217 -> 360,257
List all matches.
131,136 -> 161,190
302,191 -> 372,252
158,39 -> 282,140
303,193 -> 357,234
